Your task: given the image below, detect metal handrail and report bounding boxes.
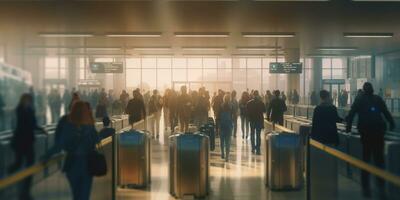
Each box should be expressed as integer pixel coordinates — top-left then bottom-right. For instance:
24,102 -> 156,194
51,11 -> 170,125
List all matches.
265,118 -> 400,188
0,116 -> 150,190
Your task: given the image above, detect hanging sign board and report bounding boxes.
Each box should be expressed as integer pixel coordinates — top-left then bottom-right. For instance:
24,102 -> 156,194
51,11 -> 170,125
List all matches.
269,62 -> 302,74
90,62 -> 123,73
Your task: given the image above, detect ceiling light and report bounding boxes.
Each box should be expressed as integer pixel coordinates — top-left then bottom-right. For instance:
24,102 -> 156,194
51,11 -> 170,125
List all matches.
237,46 -> 278,51
132,47 -> 171,51
317,47 -> 357,51
106,32 -> 162,37
231,54 -> 265,57
242,32 -> 295,38
344,32 -> 393,38
38,33 -> 94,37
175,32 -> 229,38
182,47 -> 226,51
182,54 -> 221,57
307,54 -> 344,58
140,53 -> 174,57
81,47 -> 121,51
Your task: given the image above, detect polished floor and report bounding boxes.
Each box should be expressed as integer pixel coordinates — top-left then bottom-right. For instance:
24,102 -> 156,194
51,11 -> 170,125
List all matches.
117,118 -> 367,200
29,116 -> 368,200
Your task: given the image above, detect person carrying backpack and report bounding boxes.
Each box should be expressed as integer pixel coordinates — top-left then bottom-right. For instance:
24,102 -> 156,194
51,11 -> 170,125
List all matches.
346,82 -> 395,199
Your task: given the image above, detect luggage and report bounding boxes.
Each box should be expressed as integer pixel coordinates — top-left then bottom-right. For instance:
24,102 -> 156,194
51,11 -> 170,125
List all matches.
169,133 -> 209,198
265,131 -> 303,190
199,124 -> 215,151
118,129 -> 151,188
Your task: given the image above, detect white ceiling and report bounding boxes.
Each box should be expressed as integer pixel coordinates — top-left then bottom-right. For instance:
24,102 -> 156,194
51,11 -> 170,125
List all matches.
0,0 -> 399,56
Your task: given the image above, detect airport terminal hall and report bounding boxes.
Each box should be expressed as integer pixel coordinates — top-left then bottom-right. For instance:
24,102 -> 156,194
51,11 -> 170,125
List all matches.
2,0 -> 400,200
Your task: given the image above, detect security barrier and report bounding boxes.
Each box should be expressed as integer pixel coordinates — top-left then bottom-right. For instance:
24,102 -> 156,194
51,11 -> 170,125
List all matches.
0,115 -> 153,200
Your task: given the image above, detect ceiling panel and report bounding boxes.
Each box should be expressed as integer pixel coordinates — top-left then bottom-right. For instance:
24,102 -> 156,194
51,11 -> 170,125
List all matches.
0,0 -> 399,56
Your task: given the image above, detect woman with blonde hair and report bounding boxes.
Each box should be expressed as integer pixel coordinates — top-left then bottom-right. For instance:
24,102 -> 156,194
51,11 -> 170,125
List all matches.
44,101 -> 99,200
218,93 -> 234,162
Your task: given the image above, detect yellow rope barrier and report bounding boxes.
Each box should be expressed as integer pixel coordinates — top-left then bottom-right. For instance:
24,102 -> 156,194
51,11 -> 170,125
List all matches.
265,118 -> 400,188
0,154 -> 64,189
310,139 -> 400,187
0,116 -> 151,190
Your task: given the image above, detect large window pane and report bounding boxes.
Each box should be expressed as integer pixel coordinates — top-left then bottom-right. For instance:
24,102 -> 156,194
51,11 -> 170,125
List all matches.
157,58 -> 171,69
45,57 -> 58,68
233,68 -> 246,93
218,58 -> 231,68
172,69 -> 187,82
173,58 -> 186,69
217,68 -> 232,81
188,58 -> 202,69
247,58 -> 262,69
126,58 -> 140,68
157,69 -> 171,91
44,69 -> 58,79
203,58 -> 217,69
322,58 -> 331,69
142,58 -> 156,69
247,69 -> 262,91
142,69 -> 156,90
323,68 -> 331,79
126,68 -> 141,89
188,69 -> 202,81
203,69 -> 217,81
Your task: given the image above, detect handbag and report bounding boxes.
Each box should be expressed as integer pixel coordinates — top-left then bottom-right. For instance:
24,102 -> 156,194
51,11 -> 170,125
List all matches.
87,143 -> 107,177
87,148 -> 108,177
86,129 -> 108,177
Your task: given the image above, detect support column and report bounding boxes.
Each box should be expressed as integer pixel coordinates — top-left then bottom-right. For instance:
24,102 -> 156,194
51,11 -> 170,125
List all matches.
68,57 -> 78,89
312,58 -> 323,94
285,49 -> 300,93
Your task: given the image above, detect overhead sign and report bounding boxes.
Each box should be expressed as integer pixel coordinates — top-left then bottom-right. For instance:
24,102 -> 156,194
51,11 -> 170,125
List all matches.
90,62 -> 123,73
269,62 -> 302,74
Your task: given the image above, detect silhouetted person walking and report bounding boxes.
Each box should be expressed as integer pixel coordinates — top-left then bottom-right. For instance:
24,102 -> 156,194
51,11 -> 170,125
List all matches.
126,90 -> 147,129
9,94 -> 45,200
311,90 -> 343,145
267,90 -> 287,126
178,86 -> 192,132
346,82 -> 395,199
247,90 -> 265,155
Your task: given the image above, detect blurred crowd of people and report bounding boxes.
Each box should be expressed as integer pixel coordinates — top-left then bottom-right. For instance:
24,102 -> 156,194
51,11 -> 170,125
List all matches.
1,81 -> 397,200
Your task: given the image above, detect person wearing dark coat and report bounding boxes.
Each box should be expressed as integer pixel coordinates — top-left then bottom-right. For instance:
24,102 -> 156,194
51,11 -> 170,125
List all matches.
9,94 -> 45,200
43,101 -> 99,200
125,90 -> 147,128
246,90 -> 266,155
267,90 -> 287,125
311,90 -> 343,145
346,82 -> 395,199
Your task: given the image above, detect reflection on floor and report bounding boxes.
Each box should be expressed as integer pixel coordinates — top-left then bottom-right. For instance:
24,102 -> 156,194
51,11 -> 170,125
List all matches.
117,123 -> 305,200
117,118 -> 369,200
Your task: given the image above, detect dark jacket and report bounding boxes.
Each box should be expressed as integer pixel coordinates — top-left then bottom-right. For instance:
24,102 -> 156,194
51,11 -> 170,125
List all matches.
311,102 -> 343,145
267,97 -> 287,123
346,94 -> 395,133
246,97 -> 266,128
125,98 -> 147,124
12,105 -> 42,150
